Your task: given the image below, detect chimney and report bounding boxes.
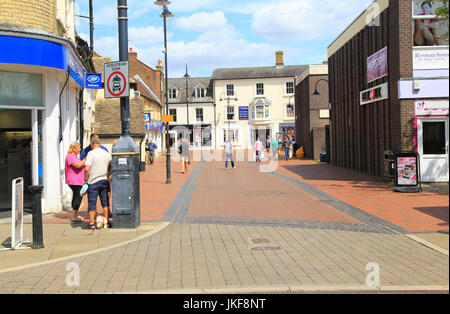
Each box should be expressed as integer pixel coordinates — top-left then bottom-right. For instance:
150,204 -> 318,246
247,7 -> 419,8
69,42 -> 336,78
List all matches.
275,51 -> 284,67
156,59 -> 164,73
128,47 -> 137,60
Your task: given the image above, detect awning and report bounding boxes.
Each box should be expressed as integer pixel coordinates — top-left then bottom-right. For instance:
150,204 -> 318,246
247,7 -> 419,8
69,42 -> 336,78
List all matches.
249,97 -> 272,106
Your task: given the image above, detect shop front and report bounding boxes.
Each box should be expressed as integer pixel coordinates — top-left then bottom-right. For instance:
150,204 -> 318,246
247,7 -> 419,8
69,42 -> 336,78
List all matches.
0,32 -> 86,213
415,100 -> 449,182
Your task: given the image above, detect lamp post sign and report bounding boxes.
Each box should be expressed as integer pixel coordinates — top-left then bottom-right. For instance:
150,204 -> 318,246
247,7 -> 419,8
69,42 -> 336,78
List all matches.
104,61 -> 129,98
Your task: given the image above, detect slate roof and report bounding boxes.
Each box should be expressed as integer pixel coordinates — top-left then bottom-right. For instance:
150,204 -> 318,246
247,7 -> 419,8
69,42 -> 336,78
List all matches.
211,65 -> 308,80
167,77 -> 214,104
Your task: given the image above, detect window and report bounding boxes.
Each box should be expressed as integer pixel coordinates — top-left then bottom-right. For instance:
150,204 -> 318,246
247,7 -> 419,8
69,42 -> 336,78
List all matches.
223,129 -> 239,144
423,122 -> 446,155
286,104 -> 295,118
256,83 -> 264,96
196,108 -> 203,122
251,105 -> 270,120
226,84 -> 234,97
286,82 -> 294,95
168,87 -> 177,100
227,106 -> 235,120
195,87 -> 205,98
169,109 -> 177,122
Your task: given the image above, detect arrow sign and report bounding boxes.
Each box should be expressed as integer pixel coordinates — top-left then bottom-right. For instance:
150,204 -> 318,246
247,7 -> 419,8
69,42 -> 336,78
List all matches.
104,61 -> 129,98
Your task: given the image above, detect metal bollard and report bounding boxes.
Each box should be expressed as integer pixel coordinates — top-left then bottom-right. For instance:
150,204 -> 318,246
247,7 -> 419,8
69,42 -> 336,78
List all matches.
29,185 -> 44,249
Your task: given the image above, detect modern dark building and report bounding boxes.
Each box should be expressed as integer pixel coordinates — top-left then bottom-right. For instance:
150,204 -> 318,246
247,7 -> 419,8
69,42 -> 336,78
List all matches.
328,0 -> 449,182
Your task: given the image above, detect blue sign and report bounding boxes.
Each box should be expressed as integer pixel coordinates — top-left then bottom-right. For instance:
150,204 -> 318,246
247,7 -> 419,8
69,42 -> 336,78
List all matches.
239,106 -> 249,120
145,114 -> 163,131
85,73 -> 102,89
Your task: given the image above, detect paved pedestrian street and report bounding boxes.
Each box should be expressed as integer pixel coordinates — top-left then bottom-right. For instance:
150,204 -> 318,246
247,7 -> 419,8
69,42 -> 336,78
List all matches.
0,156 -> 448,294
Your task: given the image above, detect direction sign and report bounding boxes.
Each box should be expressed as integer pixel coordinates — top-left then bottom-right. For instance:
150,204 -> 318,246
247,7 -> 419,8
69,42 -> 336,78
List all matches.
104,61 -> 129,98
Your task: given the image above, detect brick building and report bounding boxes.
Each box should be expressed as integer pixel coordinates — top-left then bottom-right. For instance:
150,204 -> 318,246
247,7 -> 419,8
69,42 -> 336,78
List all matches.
0,0 -> 94,212
295,65 -> 329,161
328,0 -> 449,182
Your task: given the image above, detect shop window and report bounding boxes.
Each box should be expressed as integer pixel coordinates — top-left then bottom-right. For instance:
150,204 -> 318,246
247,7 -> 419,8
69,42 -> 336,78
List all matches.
0,71 -> 43,108
223,129 -> 239,144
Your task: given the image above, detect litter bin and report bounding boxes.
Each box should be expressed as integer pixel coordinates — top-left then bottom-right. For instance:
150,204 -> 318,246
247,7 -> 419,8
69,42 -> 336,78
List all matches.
383,150 -> 396,181
394,151 -> 422,193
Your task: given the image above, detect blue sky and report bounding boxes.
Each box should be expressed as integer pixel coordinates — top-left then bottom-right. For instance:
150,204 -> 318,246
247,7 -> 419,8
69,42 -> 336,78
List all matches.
76,0 -> 374,78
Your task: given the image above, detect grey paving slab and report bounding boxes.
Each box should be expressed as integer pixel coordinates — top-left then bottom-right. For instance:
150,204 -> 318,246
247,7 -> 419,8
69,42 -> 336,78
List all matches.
0,223 -> 447,293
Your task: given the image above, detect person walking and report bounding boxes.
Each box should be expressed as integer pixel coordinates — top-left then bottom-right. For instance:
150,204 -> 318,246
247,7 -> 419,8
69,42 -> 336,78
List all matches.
224,139 -> 235,169
270,137 -> 279,160
65,142 -> 86,222
147,139 -> 157,165
254,138 -> 264,163
179,137 -> 190,174
84,136 -> 112,229
283,136 -> 290,161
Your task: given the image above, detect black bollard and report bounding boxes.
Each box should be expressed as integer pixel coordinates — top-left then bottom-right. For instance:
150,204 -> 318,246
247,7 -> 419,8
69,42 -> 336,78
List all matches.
29,185 -> 44,249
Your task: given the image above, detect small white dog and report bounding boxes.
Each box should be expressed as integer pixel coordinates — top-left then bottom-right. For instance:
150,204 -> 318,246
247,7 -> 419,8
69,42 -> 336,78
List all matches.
96,215 -> 108,229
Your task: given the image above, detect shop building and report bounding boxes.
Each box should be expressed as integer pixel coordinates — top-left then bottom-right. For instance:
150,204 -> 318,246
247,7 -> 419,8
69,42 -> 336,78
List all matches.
0,0 -> 93,212
328,0 -> 449,182
167,77 -> 215,150
295,64 -> 329,161
212,51 -> 306,150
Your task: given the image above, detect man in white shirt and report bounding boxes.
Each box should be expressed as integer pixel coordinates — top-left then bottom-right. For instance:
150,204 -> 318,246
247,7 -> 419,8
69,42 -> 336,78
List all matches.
224,139 -> 236,169
84,136 -> 112,228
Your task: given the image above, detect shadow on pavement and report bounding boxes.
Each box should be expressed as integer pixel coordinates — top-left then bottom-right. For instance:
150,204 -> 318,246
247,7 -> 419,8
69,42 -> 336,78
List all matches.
413,206 -> 449,226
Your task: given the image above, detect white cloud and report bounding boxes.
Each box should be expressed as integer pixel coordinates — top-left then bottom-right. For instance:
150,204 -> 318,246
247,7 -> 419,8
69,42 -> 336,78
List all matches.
251,0 -> 373,42
129,26 -> 165,45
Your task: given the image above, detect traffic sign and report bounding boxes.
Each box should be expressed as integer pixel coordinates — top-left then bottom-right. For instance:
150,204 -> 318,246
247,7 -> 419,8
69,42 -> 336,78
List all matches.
104,61 -> 129,98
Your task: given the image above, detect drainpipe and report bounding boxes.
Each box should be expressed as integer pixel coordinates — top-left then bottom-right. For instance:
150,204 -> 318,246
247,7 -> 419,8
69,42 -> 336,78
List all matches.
59,68 -> 70,143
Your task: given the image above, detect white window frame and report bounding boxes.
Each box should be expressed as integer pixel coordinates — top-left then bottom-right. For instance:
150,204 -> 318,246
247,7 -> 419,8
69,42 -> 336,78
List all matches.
251,104 -> 271,121
227,106 -> 235,121
196,108 -> 203,122
169,108 -> 177,122
226,84 -> 235,97
222,127 -> 240,145
168,87 -> 177,100
286,81 -> 294,95
195,85 -> 206,99
256,83 -> 264,96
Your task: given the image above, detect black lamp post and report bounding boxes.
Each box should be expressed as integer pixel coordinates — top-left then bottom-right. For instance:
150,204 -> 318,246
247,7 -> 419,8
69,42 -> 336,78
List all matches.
155,1 -> 173,184
220,93 -> 238,142
313,79 -> 329,95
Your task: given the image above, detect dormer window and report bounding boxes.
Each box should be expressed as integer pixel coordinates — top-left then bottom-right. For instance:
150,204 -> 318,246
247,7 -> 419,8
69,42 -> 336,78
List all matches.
168,87 -> 177,100
195,86 -> 206,99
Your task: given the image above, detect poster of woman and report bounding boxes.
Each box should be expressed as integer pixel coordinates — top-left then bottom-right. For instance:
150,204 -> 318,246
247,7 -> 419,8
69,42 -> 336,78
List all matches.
413,1 -> 449,46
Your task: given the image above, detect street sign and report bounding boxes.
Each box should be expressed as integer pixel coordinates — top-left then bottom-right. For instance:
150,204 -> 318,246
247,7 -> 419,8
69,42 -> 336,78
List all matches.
85,73 -> 102,89
162,115 -> 173,123
239,106 -> 249,120
104,61 -> 129,98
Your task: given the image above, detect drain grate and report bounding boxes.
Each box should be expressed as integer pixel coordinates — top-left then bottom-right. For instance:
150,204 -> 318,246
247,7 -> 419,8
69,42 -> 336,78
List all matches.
248,236 -> 281,251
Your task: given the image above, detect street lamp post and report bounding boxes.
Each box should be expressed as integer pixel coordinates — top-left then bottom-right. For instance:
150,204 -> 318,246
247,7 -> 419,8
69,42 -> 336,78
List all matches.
184,65 -> 191,164
155,1 -> 173,184
313,79 -> 329,95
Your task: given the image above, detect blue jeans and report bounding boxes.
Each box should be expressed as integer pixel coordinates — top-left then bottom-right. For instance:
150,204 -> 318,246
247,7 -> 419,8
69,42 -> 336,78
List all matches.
87,179 -> 109,211
225,153 -> 234,168
285,148 -> 290,160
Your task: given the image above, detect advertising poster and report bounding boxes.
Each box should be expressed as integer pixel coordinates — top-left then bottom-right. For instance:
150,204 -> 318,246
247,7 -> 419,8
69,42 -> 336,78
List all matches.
397,157 -> 418,185
367,47 -> 388,83
413,1 -> 449,47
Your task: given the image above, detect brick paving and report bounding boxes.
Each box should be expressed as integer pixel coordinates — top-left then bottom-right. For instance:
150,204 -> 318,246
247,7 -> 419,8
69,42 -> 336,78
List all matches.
0,151 -> 448,293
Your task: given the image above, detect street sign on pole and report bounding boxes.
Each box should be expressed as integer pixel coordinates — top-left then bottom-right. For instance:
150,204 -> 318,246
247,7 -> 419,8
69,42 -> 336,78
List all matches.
104,61 -> 129,98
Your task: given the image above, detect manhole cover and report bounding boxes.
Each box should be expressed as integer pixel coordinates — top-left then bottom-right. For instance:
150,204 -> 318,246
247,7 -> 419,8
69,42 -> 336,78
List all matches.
248,236 -> 281,251
251,246 -> 281,251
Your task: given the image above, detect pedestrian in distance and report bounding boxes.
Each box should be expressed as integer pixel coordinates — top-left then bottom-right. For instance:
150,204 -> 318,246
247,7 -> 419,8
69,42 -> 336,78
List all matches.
84,136 -> 112,229
224,139 -> 236,169
283,136 -> 290,161
254,138 -> 264,163
270,138 -> 279,160
179,137 -> 190,174
266,136 -> 271,153
65,142 -> 86,222
146,139 -> 157,165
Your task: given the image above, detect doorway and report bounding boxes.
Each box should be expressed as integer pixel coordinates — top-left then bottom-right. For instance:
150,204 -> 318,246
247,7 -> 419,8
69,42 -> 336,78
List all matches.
417,117 -> 449,182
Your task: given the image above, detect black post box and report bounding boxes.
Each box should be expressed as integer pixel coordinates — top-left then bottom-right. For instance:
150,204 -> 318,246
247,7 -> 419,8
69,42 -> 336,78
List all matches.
112,136 -> 140,229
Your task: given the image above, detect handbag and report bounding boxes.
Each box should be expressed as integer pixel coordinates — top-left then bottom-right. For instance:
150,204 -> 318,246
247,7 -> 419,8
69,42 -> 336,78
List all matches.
278,148 -> 281,156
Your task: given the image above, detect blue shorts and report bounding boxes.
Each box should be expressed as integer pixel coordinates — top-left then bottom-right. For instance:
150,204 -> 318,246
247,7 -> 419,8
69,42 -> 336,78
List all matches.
87,179 -> 109,211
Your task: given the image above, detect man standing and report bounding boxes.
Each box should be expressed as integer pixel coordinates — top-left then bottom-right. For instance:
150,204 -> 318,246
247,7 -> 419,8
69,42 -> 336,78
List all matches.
224,139 -> 236,169
84,136 -> 112,229
81,133 -> 109,160
148,139 -> 157,165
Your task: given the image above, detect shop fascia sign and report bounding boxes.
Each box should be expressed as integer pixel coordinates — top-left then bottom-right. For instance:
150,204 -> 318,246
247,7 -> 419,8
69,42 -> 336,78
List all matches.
415,99 -> 449,116
360,82 -> 388,105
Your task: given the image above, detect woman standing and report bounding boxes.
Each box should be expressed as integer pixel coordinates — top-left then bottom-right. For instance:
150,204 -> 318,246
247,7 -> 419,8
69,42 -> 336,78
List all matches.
65,142 -> 86,222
